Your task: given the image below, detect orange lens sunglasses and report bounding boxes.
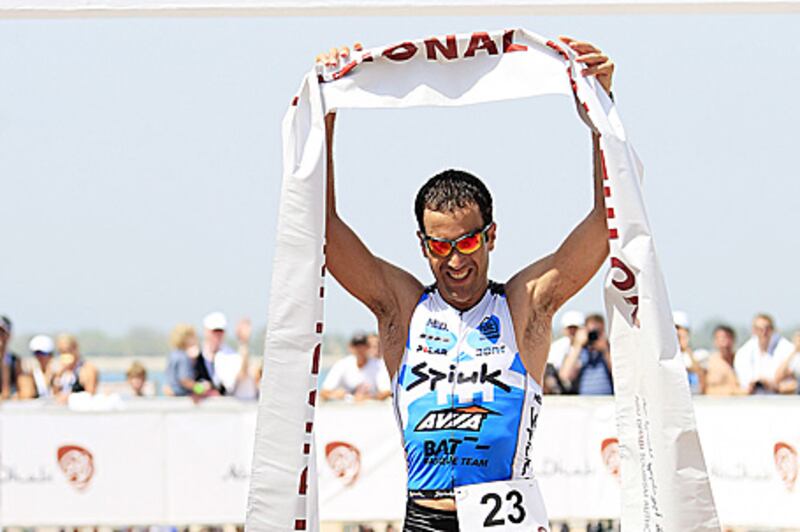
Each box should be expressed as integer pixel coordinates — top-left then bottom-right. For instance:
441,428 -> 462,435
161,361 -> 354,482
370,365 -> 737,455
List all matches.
423,224 -> 491,258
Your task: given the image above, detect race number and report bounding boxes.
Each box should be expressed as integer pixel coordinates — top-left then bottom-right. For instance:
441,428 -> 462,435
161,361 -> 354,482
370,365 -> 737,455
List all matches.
455,478 -> 549,532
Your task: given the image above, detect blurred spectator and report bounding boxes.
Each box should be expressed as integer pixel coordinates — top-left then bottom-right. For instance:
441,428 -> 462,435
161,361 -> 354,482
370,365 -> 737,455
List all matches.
559,314 -> 613,395
734,314 -> 794,394
21,334 -> 56,399
705,325 -> 746,396
164,324 -> 212,397
775,332 -> 800,395
367,332 -> 381,359
125,361 -> 149,397
673,311 -> 709,395
548,310 -> 585,370
0,315 -> 22,399
230,318 -> 258,400
200,311 -> 255,396
52,333 -> 99,399
321,333 -> 392,401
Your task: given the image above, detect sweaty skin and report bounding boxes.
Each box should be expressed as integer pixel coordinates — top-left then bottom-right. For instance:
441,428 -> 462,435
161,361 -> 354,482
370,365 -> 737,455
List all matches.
321,36 -> 613,512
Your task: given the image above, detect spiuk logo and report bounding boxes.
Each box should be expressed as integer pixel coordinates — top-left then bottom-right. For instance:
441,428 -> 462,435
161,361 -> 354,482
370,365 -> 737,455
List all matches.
325,441 -> 361,487
57,444 -> 95,491
415,405 -> 498,432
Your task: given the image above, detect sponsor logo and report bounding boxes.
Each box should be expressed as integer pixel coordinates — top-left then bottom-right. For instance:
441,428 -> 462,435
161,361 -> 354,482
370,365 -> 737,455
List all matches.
406,362 -> 511,393
774,441 -> 798,491
601,437 -> 621,481
426,318 -> 449,331
475,345 -> 506,356
325,441 -> 361,487
520,405 -> 540,477
477,316 -> 501,342
415,405 -> 498,432
57,444 -> 94,491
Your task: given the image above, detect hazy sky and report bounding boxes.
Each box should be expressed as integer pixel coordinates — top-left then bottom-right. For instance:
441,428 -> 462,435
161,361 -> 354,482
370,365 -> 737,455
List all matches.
1,14 -> 798,340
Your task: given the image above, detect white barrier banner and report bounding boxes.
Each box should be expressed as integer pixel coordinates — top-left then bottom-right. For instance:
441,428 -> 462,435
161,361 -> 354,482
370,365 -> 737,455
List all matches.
1,398 -> 799,527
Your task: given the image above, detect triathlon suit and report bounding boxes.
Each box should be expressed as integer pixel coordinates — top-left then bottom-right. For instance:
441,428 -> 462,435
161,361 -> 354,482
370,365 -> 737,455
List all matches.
392,282 -> 543,531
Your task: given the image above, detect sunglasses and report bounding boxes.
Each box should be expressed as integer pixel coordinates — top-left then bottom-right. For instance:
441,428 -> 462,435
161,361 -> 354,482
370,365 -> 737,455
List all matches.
423,224 -> 492,258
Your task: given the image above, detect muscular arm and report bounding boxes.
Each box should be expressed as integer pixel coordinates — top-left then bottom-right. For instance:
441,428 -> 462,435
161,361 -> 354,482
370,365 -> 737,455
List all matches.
324,113 -> 423,375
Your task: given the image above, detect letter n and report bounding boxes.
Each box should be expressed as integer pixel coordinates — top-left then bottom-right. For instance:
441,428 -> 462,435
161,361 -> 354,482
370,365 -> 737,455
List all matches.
424,35 -> 457,60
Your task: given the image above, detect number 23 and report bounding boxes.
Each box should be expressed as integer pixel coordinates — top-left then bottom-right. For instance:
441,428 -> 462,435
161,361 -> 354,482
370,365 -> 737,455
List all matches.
480,489 -> 526,527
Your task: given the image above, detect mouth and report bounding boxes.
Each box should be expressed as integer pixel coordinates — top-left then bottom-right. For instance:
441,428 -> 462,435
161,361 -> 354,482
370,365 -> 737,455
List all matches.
445,268 -> 471,283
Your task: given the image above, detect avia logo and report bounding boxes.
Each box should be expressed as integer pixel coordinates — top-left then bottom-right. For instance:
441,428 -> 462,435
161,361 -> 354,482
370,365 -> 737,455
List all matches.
415,405 -> 498,432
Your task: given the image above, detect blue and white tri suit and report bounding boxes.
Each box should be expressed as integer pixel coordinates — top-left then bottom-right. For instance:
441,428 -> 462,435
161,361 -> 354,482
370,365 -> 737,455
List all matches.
392,282 -> 543,499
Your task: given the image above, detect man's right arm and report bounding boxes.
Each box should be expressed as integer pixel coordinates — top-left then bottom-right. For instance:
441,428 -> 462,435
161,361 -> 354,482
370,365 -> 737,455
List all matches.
324,112 -> 423,374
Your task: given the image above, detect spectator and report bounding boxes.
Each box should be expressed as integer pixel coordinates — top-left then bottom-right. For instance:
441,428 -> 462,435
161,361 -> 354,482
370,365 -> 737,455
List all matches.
321,333 -> 392,401
22,334 -> 55,399
52,333 -> 99,399
0,315 -> 22,399
775,331 -> 800,395
548,310 -> 585,370
734,314 -> 794,394
125,361 -> 149,397
230,318 -> 258,400
673,311 -> 709,395
164,324 -> 211,397
200,311 -> 254,396
559,314 -> 613,395
367,332 -> 381,359
705,325 -> 746,396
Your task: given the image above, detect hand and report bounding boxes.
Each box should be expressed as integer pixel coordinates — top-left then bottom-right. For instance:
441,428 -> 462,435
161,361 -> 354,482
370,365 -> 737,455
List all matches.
572,327 -> 588,348
558,36 -> 614,95
236,318 -> 252,345
315,43 -> 363,68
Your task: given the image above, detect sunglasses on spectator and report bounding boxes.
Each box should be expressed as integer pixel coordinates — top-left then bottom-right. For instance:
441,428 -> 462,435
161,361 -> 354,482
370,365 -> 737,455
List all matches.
422,224 -> 492,258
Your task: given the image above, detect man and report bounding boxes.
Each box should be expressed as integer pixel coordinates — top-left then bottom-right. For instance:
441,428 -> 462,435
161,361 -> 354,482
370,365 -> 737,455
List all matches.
734,314 -> 794,394
319,36 -> 614,529
547,310 -> 585,370
0,315 -> 21,399
705,325 -> 745,396
673,311 -> 709,395
199,312 -> 256,397
559,314 -> 613,395
321,333 -> 391,401
25,334 -> 55,398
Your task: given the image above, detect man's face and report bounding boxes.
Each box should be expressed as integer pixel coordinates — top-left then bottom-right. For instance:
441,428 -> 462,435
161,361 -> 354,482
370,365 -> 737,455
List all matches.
0,329 -> 9,350
128,375 -> 145,395
565,325 -> 579,340
676,326 -> 691,352
419,205 -> 495,309
713,330 -> 734,352
351,343 -> 369,361
753,317 -> 773,348
205,328 -> 225,352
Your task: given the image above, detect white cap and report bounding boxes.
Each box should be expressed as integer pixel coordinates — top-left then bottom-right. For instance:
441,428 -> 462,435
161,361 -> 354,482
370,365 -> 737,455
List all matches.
29,334 -> 55,354
561,310 -> 585,329
673,310 -> 691,330
203,311 -> 227,331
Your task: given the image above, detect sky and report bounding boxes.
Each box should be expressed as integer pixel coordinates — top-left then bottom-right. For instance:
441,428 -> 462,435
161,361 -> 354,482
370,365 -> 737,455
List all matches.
1,13 -> 798,341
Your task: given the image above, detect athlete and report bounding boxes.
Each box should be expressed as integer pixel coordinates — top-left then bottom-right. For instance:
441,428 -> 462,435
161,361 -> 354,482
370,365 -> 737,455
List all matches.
319,36 -> 615,531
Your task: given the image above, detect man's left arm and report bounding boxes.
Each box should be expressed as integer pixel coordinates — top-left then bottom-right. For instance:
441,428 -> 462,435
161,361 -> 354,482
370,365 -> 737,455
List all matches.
509,38 -> 614,316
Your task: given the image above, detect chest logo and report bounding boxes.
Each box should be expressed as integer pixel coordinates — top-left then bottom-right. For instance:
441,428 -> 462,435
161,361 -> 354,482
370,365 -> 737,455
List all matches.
414,405 -> 498,432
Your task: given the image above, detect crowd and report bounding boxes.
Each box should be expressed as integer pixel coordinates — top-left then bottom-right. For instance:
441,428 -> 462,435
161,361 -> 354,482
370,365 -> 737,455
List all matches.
544,310 -> 800,396
2,309 -> 800,403
0,312 -> 261,402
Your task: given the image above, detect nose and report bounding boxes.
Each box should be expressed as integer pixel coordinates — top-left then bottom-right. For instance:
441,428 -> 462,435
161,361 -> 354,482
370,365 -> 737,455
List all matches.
447,251 -> 468,269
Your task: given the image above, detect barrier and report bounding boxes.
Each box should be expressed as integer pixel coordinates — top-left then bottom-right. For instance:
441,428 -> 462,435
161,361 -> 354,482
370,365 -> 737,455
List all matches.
1,397 -> 798,527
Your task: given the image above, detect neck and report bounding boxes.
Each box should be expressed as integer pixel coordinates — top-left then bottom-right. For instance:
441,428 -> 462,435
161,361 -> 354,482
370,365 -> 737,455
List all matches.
719,348 -> 734,362
440,280 -> 489,312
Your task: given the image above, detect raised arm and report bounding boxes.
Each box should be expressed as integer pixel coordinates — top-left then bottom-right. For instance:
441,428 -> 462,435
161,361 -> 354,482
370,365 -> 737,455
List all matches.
508,38 -> 613,316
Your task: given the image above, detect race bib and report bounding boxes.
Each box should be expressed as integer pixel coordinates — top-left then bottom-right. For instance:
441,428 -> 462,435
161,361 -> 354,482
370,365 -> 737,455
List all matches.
455,478 -> 549,532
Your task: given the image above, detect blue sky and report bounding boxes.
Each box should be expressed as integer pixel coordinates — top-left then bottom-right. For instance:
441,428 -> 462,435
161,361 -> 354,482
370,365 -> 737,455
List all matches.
1,14 -> 798,339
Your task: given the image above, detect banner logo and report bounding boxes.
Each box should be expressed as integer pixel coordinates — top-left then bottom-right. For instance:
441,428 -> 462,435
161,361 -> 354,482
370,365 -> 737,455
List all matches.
325,441 -> 361,487
415,405 -> 498,432
774,441 -> 798,491
57,444 -> 94,491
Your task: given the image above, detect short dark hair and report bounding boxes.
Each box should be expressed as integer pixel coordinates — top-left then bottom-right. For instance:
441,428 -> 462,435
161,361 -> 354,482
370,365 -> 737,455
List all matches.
713,324 -> 735,339
414,169 -> 493,233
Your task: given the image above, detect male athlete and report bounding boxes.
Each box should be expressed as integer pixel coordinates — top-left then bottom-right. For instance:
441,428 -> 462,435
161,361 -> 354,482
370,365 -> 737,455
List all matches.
319,36 -> 614,531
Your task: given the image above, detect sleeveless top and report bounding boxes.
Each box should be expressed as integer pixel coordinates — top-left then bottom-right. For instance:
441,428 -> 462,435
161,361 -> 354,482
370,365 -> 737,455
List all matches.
392,282 -> 543,499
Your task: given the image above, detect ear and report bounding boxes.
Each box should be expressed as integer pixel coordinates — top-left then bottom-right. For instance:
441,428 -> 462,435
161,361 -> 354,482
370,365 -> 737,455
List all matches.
486,223 -> 497,252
